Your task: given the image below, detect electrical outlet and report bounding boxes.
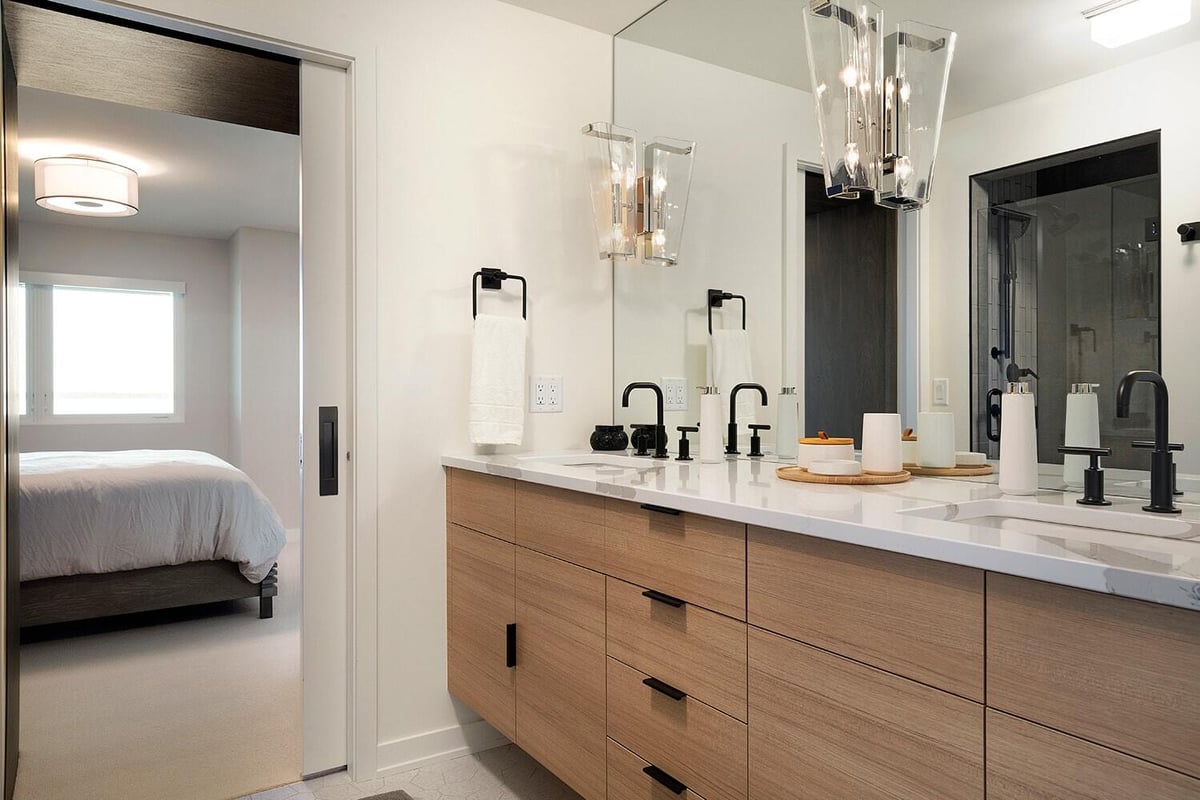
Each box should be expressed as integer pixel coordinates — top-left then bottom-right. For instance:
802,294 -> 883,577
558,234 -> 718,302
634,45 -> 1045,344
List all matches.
662,377 -> 687,411
933,378 -> 950,407
530,375 -> 563,413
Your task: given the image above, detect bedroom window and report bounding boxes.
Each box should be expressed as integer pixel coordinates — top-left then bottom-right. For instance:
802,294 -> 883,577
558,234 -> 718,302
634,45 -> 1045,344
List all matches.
19,272 -> 185,423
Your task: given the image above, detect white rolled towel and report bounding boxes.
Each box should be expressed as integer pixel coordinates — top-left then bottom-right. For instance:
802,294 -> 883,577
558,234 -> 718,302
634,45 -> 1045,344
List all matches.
708,329 -> 756,428
468,314 -> 527,446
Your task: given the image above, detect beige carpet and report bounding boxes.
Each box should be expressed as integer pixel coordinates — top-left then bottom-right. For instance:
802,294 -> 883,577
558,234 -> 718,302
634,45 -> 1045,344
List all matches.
15,538 -> 302,800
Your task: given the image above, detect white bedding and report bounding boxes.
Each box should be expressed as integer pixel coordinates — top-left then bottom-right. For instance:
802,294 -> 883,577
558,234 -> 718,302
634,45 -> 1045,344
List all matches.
19,450 -> 287,583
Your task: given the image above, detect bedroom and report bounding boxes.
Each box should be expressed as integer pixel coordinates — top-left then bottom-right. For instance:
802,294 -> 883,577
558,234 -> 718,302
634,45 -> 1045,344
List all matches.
11,30 -> 303,799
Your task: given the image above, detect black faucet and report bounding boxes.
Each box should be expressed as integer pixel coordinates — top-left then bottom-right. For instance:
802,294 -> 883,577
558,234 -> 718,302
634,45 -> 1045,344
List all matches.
726,382 -> 769,455
622,382 -> 668,459
1116,370 -> 1181,514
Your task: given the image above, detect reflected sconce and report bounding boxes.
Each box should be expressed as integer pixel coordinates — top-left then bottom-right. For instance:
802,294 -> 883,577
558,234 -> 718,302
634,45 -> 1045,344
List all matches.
34,156 -> 139,217
802,2 -> 955,210
582,123 -> 695,265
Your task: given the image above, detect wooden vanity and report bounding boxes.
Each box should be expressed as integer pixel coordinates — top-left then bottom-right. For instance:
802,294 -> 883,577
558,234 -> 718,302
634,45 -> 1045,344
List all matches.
445,467 -> 1200,799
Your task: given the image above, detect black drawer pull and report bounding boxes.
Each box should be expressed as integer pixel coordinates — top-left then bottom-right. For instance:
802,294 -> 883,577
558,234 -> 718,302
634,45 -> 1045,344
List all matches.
505,623 -> 516,668
642,588 -> 685,608
643,764 -> 688,795
643,676 -> 687,701
640,503 -> 681,516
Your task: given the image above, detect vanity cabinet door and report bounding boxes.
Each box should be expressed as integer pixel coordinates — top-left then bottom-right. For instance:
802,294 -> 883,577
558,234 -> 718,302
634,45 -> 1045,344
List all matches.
447,468 -> 515,542
515,547 -> 607,800
748,628 -> 984,800
446,524 -> 516,740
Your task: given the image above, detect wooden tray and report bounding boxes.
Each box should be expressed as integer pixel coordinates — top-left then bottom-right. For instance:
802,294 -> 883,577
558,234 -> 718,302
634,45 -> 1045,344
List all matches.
777,466 -> 911,486
904,463 -> 994,477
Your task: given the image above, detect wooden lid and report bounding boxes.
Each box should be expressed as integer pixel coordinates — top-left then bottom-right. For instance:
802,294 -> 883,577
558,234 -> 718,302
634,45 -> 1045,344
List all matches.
799,430 -> 854,446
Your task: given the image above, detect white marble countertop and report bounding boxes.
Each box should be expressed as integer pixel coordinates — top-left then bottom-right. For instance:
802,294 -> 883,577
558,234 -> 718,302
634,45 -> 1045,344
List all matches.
442,451 -> 1200,612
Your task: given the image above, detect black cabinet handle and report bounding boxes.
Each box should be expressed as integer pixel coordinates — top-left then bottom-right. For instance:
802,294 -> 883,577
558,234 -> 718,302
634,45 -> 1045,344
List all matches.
642,588 -> 685,608
319,406 -> 339,496
640,503 -> 681,516
643,676 -> 686,701
643,765 -> 688,795
505,623 -> 516,668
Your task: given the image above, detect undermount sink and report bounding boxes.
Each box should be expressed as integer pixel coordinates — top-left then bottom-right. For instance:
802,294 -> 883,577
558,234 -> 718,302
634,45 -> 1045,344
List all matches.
900,499 -> 1196,540
516,453 -> 659,470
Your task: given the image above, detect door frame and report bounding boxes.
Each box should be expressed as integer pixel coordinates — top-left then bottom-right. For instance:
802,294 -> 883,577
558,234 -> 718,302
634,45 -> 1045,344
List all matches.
8,0 -> 381,782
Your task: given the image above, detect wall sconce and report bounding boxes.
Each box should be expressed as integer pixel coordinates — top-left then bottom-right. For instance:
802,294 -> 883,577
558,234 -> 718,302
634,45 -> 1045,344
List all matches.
582,123 -> 695,265
802,2 -> 955,210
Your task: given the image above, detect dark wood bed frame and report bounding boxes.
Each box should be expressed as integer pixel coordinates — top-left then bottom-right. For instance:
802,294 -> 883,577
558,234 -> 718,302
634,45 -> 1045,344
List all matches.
19,561 -> 278,628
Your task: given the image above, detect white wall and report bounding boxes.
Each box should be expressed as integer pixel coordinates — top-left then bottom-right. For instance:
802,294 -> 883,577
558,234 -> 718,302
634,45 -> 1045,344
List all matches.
927,39 -> 1200,472
104,0 -> 614,774
17,221 -> 233,457
612,40 -> 819,442
231,227 -> 300,529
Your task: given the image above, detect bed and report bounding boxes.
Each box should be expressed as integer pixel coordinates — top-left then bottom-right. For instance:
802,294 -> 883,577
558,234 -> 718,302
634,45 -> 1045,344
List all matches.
18,449 -> 288,628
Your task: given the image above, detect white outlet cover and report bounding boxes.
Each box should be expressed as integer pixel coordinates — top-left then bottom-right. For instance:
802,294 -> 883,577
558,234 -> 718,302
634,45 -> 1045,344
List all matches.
662,377 -> 687,411
933,378 -> 950,407
530,375 -> 563,413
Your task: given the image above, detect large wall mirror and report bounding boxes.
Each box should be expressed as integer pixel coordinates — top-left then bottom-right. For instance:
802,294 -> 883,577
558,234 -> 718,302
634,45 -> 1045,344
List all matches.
612,0 -> 1200,496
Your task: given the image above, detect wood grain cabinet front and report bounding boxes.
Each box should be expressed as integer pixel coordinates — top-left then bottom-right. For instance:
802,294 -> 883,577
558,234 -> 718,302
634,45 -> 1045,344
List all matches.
446,524 -> 515,740
747,526 -> 984,700
748,627 -> 984,800
986,709 -> 1200,800
606,576 -> 748,722
514,548 -> 607,800
605,500 -> 746,620
608,737 -> 709,800
607,656 -> 748,800
446,468 -> 515,542
515,481 -> 606,573
987,573 -> 1200,779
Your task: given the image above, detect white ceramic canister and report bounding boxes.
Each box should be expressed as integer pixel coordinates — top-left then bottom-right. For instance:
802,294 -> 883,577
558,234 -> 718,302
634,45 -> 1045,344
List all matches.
861,413 -> 903,474
775,387 -> 800,461
916,411 -> 956,468
797,433 -> 855,468
999,381 -> 1038,495
699,386 -> 725,464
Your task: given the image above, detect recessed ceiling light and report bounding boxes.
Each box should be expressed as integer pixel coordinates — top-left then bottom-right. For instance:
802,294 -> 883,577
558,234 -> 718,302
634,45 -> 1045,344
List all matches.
1084,0 -> 1191,48
34,156 -> 139,217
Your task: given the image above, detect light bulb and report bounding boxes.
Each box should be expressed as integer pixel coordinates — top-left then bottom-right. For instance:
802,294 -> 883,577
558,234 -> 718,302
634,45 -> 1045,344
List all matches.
899,82 -> 912,103
844,142 -> 860,172
652,230 -> 666,248
839,64 -> 858,88
653,175 -> 668,194
895,156 -> 913,186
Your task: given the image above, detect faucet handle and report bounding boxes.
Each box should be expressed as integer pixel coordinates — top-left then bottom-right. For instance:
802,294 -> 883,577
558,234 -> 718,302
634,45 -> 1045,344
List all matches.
1131,440 -> 1184,451
675,427 -> 698,462
1058,446 -> 1112,506
631,424 -> 655,457
748,424 -> 771,459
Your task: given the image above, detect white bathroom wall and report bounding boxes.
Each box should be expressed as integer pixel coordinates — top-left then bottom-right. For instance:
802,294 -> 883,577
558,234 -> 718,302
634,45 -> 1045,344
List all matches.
230,227 -> 300,530
612,39 -> 819,437
927,39 -> 1200,472
106,0 -> 614,773
17,221 -> 233,457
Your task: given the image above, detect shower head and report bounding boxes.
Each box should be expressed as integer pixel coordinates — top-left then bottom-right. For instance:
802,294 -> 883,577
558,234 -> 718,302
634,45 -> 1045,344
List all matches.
1045,203 -> 1081,236
991,206 -> 1034,239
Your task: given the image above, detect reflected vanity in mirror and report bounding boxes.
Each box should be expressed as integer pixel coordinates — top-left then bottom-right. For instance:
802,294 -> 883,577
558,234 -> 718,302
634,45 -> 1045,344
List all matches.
608,0 -> 1200,503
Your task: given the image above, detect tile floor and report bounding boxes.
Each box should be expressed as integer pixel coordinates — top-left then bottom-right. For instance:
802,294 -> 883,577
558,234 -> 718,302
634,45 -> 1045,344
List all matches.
241,744 -> 579,800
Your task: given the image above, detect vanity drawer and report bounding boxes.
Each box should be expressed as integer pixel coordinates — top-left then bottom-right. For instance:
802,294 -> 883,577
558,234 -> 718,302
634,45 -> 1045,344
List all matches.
447,468 -> 515,542
987,573 -> 1200,778
608,738 -> 709,800
606,576 -> 747,721
605,500 -> 746,620
607,657 -> 747,800
748,627 -> 984,800
986,709 -> 1200,800
516,482 -> 606,572
747,526 -> 984,700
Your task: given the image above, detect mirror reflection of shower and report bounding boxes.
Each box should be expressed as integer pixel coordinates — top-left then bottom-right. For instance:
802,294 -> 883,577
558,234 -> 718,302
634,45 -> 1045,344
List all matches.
970,131 -> 1161,468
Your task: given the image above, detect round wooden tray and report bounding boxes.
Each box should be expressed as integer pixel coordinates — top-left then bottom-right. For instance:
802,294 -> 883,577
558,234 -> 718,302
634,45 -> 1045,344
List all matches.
903,463 -> 994,477
777,466 -> 911,486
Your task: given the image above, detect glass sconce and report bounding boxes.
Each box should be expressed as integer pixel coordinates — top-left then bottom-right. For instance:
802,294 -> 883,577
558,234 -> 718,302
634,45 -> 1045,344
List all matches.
802,1 -> 955,210
582,122 -> 638,259
582,123 -> 696,265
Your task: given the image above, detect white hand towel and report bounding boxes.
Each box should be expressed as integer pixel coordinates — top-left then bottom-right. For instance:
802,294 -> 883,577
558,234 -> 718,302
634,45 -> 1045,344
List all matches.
708,329 -> 756,428
469,314 -> 527,446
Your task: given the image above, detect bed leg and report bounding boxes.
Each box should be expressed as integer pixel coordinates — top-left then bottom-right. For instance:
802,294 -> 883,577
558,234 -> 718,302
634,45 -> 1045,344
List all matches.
259,563 -> 279,620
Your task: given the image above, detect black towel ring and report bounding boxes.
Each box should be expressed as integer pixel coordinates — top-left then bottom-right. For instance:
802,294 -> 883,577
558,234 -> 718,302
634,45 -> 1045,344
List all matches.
707,289 -> 746,334
473,267 -> 527,319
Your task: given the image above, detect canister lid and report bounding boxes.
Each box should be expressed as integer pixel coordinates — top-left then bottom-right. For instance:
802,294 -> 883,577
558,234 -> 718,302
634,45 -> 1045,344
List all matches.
799,430 -> 854,446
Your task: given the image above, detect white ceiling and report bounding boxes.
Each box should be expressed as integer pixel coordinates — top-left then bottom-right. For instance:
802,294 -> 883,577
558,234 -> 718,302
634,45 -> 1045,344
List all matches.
499,0 -> 663,34
17,87 -> 299,240
508,0 -> 1200,119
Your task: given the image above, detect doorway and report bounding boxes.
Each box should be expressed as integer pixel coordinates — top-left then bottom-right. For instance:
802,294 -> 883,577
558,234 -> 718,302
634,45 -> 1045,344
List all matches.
803,170 -> 899,444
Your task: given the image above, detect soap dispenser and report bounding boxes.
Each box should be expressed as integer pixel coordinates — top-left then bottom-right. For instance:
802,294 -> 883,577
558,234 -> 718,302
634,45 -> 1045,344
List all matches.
999,381 -> 1038,495
699,386 -> 724,463
775,387 -> 799,461
1063,383 -> 1100,487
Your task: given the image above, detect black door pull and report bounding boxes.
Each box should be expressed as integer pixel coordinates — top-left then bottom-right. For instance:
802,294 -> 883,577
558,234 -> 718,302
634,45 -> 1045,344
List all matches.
642,588 -> 685,608
643,765 -> 688,794
505,623 -> 516,668
319,406 -> 339,496
643,676 -> 686,701
640,503 -> 681,516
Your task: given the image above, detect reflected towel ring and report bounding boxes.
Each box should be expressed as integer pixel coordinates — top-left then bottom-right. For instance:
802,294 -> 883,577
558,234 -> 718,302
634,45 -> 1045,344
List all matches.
472,267 -> 527,319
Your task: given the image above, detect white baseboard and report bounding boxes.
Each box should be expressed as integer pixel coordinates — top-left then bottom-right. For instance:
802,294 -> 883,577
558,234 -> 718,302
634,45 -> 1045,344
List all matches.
376,719 -> 510,777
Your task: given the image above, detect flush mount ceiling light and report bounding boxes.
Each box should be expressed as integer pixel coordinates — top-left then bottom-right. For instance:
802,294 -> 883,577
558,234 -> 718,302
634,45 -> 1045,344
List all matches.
34,156 -> 139,217
802,1 -> 956,210
1085,0 -> 1191,47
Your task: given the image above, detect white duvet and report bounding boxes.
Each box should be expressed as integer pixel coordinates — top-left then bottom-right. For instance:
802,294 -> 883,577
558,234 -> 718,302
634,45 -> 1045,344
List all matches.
19,450 -> 287,583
